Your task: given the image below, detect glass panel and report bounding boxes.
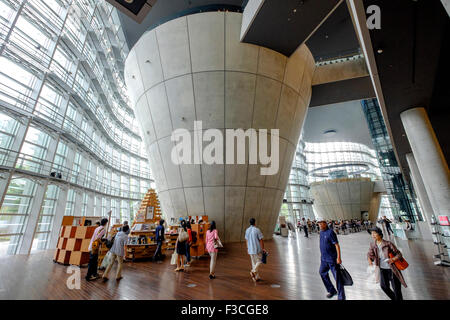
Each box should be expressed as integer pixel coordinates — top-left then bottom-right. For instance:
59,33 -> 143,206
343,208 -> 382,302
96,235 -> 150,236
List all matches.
0,177 -> 37,255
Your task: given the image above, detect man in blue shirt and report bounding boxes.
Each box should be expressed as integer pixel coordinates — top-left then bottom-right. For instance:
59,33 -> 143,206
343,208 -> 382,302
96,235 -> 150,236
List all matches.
102,225 -> 128,282
245,218 -> 266,282
318,217 -> 345,300
153,219 -> 165,263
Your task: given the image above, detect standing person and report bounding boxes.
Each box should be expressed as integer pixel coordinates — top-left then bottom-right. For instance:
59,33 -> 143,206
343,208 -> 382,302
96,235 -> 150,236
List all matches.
86,218 -> 108,281
317,217 -> 345,300
205,221 -> 220,279
380,216 -> 393,236
122,221 -> 130,235
301,217 -> 309,238
102,225 -> 129,282
153,219 -> 165,263
367,227 -> 407,300
174,220 -> 188,272
185,221 -> 193,267
245,218 -> 266,282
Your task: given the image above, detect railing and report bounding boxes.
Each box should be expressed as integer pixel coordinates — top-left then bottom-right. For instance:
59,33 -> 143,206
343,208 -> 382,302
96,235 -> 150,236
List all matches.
283,197 -> 314,205
0,85 -> 150,180
0,147 -> 146,200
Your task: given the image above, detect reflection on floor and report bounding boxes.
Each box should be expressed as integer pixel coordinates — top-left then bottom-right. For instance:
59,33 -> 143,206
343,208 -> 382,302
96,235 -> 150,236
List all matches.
0,231 -> 449,300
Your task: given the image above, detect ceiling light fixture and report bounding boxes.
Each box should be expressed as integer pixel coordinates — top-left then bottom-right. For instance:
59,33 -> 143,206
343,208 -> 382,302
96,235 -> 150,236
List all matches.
323,129 -> 337,137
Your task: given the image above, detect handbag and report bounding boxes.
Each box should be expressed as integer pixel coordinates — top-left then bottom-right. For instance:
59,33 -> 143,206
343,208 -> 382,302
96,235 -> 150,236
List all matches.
170,252 -> 178,265
100,251 -> 113,269
91,238 -> 101,255
388,252 -> 409,270
214,237 -> 223,249
90,226 -> 105,254
178,229 -> 189,242
338,265 -> 353,286
261,251 -> 268,264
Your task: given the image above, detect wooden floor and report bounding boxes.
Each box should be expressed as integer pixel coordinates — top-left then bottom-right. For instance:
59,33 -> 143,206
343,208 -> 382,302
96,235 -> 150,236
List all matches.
0,231 -> 449,300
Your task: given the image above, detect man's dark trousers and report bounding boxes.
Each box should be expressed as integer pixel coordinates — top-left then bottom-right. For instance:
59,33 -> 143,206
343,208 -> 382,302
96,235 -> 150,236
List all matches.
319,260 -> 346,300
303,225 -> 308,237
86,253 -> 99,280
153,240 -> 163,261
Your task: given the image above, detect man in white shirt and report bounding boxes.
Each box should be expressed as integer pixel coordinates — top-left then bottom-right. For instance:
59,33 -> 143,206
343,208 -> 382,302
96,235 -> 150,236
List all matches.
301,217 -> 309,238
86,218 -> 108,281
245,218 -> 266,282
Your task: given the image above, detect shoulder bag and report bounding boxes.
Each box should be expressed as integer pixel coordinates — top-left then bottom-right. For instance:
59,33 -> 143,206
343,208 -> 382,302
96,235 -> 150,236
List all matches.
214,236 -> 223,249
178,229 -> 189,242
388,252 -> 409,270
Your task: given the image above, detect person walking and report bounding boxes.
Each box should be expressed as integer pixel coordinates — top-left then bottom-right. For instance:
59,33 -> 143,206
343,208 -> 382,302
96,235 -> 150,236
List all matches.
367,227 -> 407,300
174,220 -> 188,272
153,219 -> 165,263
205,221 -> 220,279
102,225 -> 129,282
380,216 -> 394,237
185,221 -> 193,267
86,218 -> 108,281
301,217 -> 308,238
245,218 -> 266,282
317,217 -> 345,300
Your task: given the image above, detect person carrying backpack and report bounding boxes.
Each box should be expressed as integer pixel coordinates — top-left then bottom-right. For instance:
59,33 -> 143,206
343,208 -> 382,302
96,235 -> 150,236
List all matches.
86,218 -> 108,281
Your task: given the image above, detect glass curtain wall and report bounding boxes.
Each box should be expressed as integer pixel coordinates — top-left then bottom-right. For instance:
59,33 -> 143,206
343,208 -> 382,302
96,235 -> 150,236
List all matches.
0,0 -> 153,255
282,136 -> 314,223
305,141 -> 381,184
361,98 -> 422,222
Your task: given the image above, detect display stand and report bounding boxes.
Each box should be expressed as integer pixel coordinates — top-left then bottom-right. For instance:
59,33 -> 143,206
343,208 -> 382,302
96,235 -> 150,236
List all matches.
431,215 -> 450,267
190,222 -> 209,258
164,225 -> 179,251
126,189 -> 162,261
54,216 -> 98,266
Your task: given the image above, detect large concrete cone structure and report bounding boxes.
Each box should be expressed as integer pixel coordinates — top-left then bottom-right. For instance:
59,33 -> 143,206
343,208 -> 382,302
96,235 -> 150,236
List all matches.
310,178 -> 377,221
125,12 -> 315,242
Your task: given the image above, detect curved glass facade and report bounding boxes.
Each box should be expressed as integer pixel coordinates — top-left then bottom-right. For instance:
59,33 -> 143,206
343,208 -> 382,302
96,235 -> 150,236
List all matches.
281,136 -> 314,222
305,141 -> 381,184
0,0 -> 152,255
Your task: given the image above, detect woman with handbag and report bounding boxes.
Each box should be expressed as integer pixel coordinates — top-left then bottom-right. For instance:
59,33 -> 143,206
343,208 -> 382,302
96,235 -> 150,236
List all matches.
205,221 -> 221,279
175,220 -> 189,272
367,227 -> 408,300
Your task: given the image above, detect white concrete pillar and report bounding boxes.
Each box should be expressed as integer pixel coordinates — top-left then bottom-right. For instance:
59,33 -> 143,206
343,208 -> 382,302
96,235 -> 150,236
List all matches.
400,107 -> 450,216
48,143 -> 77,247
73,189 -> 83,216
406,152 -> 434,240
86,192 -> 95,216
48,184 -> 69,249
18,180 -> 49,254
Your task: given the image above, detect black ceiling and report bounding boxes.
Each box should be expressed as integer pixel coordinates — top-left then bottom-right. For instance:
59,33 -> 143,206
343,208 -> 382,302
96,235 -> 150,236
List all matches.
114,0 -> 148,15
119,0 -> 245,50
119,0 -> 361,62
306,1 -> 360,61
363,0 -> 449,176
241,0 -> 342,56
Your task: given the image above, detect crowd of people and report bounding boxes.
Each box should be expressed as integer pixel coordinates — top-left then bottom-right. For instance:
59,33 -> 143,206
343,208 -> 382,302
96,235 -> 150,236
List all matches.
296,217 -> 376,237
82,215 -> 407,301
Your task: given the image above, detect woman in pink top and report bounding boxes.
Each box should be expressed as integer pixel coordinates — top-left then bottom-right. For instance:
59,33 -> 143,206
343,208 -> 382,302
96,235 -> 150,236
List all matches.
205,221 -> 219,279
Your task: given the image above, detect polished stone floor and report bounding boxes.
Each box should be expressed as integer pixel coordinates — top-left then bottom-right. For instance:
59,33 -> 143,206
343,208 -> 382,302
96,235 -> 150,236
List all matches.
0,230 -> 449,300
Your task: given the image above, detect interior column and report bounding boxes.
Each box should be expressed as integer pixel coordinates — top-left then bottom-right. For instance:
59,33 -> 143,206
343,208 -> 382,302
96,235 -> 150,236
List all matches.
400,107 -> 450,216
